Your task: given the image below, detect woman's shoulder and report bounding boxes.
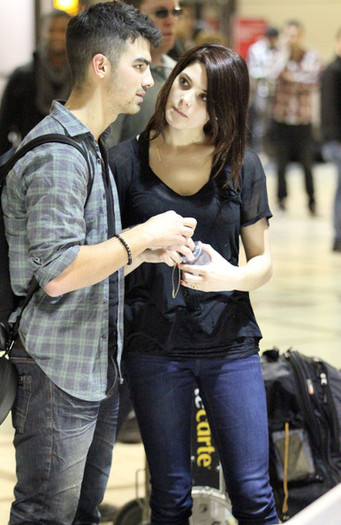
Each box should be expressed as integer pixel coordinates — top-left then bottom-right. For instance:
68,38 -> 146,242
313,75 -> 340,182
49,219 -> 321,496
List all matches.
240,146 -> 266,184
108,135 -> 140,169
242,146 -> 264,171
219,146 -> 264,178
108,136 -> 142,197
217,147 -> 265,194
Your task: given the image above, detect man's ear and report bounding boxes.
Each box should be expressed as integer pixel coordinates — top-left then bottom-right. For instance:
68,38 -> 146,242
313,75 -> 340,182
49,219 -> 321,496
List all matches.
92,53 -> 110,78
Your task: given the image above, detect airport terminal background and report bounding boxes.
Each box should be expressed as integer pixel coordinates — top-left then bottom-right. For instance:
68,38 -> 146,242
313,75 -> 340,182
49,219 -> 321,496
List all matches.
1,0 -> 341,522
1,0 -> 341,96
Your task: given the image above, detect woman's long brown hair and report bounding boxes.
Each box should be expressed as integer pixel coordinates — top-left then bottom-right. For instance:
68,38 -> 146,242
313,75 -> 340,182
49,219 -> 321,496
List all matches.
146,44 -> 250,189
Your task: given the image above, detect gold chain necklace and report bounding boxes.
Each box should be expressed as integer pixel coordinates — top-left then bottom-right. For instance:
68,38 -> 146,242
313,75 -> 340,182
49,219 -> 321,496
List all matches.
155,146 -> 162,162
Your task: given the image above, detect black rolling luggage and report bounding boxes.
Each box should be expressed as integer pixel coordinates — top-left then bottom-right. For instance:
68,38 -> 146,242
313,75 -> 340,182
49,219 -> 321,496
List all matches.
190,387 -> 236,524
261,348 -> 341,521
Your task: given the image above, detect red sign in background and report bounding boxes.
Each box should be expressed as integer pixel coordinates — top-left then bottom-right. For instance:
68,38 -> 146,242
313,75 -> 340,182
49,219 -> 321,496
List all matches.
232,18 -> 267,58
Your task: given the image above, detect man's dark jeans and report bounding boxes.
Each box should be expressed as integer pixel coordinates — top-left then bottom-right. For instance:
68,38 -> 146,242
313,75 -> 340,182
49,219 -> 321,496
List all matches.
9,346 -> 119,525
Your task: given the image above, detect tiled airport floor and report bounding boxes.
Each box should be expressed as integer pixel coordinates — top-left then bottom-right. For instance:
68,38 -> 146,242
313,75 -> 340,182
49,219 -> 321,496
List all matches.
1,160 -> 341,523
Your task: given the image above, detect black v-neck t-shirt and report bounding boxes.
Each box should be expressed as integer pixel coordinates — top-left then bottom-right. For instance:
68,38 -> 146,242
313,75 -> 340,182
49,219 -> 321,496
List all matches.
110,131 -> 272,360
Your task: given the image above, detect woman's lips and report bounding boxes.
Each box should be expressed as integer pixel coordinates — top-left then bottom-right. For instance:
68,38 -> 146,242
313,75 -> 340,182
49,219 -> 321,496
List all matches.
173,106 -> 187,118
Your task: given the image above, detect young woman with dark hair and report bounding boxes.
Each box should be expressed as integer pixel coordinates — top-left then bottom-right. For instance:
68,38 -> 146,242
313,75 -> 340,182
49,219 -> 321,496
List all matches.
148,43 -> 249,187
110,44 -> 279,525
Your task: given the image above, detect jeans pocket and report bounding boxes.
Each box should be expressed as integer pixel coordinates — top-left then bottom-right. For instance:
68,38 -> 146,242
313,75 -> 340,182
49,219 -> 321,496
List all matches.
12,374 -> 32,433
105,356 -> 119,398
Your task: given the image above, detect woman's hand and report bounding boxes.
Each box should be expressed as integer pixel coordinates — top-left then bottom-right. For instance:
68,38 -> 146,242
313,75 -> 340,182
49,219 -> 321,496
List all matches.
142,248 -> 182,267
136,243 -> 196,268
180,219 -> 272,292
180,243 -> 239,292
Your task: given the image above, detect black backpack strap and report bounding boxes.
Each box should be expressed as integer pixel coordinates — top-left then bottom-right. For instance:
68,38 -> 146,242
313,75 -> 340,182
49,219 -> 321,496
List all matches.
0,133 -> 93,200
6,278 -> 39,351
2,133 -> 94,349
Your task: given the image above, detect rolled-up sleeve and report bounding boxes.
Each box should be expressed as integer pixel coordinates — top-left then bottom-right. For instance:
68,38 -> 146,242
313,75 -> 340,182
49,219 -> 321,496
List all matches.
5,144 -> 89,290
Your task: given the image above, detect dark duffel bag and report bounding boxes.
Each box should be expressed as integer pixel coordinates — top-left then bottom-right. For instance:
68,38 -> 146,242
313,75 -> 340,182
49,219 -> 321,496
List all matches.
261,348 -> 341,521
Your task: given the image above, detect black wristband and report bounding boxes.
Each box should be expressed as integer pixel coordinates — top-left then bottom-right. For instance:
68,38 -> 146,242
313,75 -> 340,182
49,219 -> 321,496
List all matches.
114,233 -> 132,265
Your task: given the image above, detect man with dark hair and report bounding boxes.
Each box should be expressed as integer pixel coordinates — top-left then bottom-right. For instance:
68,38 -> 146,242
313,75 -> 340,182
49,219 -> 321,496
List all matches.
0,9 -> 72,154
107,0 -> 182,146
321,28 -> 341,252
2,2 -> 196,523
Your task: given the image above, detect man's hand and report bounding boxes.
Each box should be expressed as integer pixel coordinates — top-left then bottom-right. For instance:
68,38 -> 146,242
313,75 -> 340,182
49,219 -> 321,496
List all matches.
45,212 -> 196,295
141,243 -> 196,267
143,211 -> 197,251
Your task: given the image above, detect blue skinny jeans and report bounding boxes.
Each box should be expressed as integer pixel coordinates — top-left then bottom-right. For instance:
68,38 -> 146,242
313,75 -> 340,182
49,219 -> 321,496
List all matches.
124,352 -> 279,525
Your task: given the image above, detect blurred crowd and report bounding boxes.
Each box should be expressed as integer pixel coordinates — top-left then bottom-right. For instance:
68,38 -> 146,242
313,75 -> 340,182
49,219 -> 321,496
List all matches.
0,2 -> 341,249
246,20 -> 341,251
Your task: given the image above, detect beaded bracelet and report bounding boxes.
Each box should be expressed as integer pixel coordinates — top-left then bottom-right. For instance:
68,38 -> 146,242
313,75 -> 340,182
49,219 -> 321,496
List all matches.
114,233 -> 132,265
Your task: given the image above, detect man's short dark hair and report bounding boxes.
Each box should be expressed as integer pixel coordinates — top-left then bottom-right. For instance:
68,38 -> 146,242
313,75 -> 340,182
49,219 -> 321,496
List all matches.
66,1 -> 161,87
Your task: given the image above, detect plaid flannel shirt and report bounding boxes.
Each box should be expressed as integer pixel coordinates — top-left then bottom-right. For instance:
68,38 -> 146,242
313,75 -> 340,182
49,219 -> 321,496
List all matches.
2,101 -> 124,401
271,48 -> 322,125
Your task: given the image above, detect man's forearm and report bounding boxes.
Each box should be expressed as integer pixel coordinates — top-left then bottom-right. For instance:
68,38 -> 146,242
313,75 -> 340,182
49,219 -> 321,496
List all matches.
44,223 -> 155,296
44,211 -> 196,296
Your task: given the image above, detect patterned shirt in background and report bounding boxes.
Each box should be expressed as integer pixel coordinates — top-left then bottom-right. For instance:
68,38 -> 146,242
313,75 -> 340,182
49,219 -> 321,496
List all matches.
2,101 -> 124,401
247,37 -> 280,87
271,48 -> 322,125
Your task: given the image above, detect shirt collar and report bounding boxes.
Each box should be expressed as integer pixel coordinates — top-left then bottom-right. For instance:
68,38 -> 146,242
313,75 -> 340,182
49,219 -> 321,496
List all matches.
50,100 -> 93,140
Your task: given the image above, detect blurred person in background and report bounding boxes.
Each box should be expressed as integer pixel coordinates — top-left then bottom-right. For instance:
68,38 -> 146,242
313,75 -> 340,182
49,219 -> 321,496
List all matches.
168,3 -> 196,60
106,0 -> 182,147
193,28 -> 229,47
247,25 -> 279,155
0,9 -> 71,154
270,20 -> 322,214
321,28 -> 341,252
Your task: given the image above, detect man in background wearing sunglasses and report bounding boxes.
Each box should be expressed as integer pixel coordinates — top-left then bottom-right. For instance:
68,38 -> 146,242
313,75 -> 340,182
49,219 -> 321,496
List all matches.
106,0 -> 183,146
